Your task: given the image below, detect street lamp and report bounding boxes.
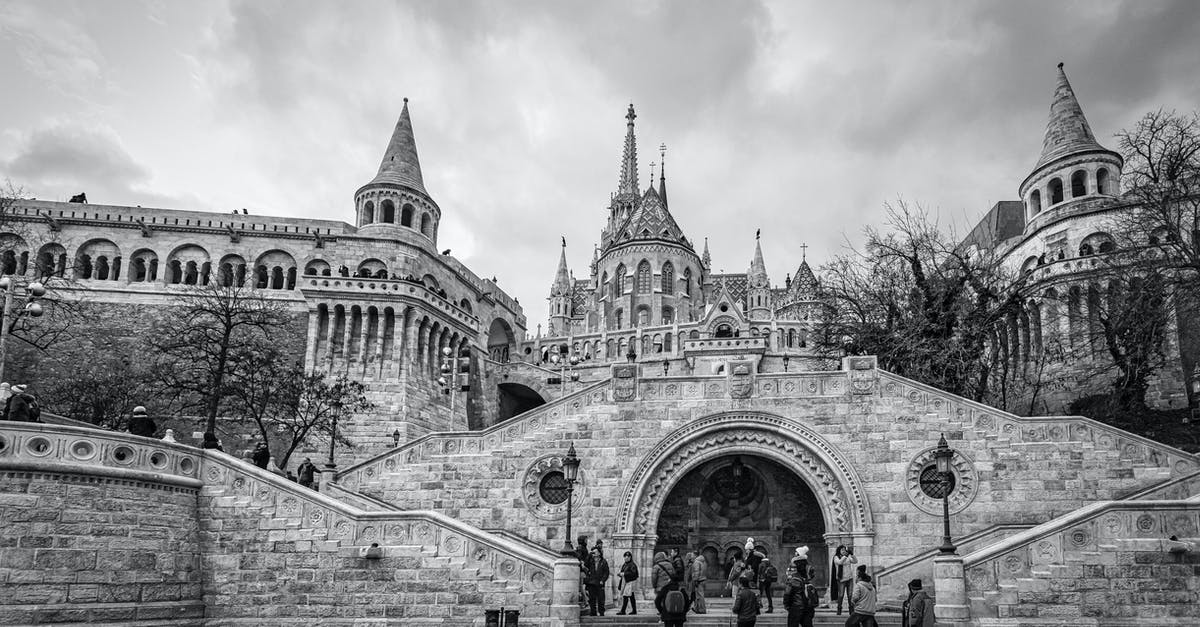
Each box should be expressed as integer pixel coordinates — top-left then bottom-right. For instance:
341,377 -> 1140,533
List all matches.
933,433 -> 958,555
561,442 -> 581,556
549,351 -> 580,395
0,276 -> 46,383
391,429 -> 401,447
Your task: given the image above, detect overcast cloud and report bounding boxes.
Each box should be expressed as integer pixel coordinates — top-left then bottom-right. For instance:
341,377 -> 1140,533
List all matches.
2,0 -> 1199,329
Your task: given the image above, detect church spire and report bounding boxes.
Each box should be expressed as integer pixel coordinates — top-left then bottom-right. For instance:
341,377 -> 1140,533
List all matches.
1035,63 -> 1108,169
616,104 -> 639,197
658,143 -> 668,208
550,236 -> 572,297
701,237 -> 711,271
366,98 -> 428,194
749,229 -> 767,283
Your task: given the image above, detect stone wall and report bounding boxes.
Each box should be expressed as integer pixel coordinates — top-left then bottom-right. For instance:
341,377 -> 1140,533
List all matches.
0,424 -> 204,625
961,500 -> 1200,625
0,421 -> 562,626
338,360 -> 1200,608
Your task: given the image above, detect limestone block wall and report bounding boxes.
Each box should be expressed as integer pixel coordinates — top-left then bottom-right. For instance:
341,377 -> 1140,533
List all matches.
961,499 -> 1200,624
0,424 -> 204,626
339,361 -> 1200,608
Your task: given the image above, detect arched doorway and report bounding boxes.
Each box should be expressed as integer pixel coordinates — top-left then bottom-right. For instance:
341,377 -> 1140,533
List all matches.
655,454 -> 826,597
488,318 -> 515,363
497,382 -> 545,422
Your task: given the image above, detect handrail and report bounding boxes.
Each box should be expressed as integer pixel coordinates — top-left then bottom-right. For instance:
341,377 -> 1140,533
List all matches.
874,523 -> 1035,580
336,378 -> 611,477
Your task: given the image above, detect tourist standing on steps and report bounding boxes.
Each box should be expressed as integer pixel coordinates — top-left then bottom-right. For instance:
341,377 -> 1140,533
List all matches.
689,548 -> 708,613
845,568 -> 878,627
670,547 -> 685,582
576,536 -> 591,609
297,458 -> 318,489
783,565 -> 818,627
743,540 -> 765,593
731,571 -> 759,627
584,545 -> 610,616
651,551 -> 676,613
902,578 -> 934,627
727,557 -> 746,598
757,556 -> 778,613
831,545 -> 857,615
616,551 -> 639,615
252,442 -> 271,469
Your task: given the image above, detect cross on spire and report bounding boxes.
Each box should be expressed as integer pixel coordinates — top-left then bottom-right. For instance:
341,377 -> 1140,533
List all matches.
800,242 -> 808,261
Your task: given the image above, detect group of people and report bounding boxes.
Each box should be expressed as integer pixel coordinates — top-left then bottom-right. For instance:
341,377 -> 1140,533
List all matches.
0,383 -> 41,422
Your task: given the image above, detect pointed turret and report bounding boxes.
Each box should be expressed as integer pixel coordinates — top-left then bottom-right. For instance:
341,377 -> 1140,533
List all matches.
1035,63 -> 1110,169
747,230 -> 771,318
616,104 -> 639,197
367,99 -> 428,194
658,143 -> 668,209
701,238 -> 711,272
550,237 -> 572,297
549,237 -> 573,335
748,230 -> 767,286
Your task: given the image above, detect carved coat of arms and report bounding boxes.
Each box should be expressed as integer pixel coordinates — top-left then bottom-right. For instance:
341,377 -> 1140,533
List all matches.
728,361 -> 754,399
612,364 -> 639,402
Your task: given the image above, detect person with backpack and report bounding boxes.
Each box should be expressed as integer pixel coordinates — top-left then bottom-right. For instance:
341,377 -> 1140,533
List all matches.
689,549 -> 708,613
726,557 -> 746,598
651,551 -> 677,613
659,579 -> 690,627
845,568 -> 878,627
3,385 -> 40,422
783,566 -> 819,627
757,556 -> 779,612
731,571 -> 759,627
902,578 -> 934,627
616,551 -> 639,615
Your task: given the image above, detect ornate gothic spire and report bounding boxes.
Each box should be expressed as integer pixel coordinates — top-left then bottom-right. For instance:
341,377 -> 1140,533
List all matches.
550,237 -> 572,297
616,104 -> 639,197
1035,63 -> 1108,169
702,237 -> 711,271
366,98 -> 428,194
749,230 -> 767,286
658,143 -> 668,208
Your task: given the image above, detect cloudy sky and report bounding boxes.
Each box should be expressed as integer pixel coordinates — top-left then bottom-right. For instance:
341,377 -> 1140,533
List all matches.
3,1 -> 1199,328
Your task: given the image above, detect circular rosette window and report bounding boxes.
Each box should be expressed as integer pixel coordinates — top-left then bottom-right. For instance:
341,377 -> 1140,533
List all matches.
523,454 -> 585,520
905,445 -> 977,516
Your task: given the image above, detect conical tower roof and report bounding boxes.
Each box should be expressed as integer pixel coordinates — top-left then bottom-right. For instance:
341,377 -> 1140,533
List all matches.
1035,63 -> 1110,169
366,99 -> 428,194
609,186 -> 690,248
788,259 -> 818,300
749,231 -> 767,282
551,238 -> 572,297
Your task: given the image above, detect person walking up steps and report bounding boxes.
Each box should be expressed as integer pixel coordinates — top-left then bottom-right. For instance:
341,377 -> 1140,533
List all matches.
732,571 -> 759,627
757,556 -> 778,613
845,568 -> 877,627
689,548 -> 708,613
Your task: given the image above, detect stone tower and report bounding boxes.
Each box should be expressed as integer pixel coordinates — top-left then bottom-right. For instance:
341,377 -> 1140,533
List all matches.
747,231 -> 772,318
354,99 -> 443,249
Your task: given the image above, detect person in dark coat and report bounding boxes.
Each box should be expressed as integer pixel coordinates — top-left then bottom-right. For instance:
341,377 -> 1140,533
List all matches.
584,546 -> 610,616
127,406 -> 156,437
731,571 -> 759,626
201,432 -> 223,450
616,551 -> 639,615
670,547 -> 685,582
297,458 -> 318,488
658,579 -> 690,627
902,579 -> 935,627
252,442 -> 270,469
3,385 -> 39,422
782,566 -> 817,627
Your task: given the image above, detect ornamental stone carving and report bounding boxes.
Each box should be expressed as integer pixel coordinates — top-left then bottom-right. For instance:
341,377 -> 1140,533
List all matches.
612,364 -> 639,402
521,454 -> 586,520
904,446 -> 978,516
728,361 -> 754,399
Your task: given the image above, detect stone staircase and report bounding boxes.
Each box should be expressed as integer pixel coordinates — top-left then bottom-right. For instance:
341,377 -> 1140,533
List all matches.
579,598 -> 901,626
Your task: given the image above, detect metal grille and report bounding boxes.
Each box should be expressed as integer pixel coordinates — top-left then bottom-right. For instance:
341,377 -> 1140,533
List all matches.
539,471 -> 570,505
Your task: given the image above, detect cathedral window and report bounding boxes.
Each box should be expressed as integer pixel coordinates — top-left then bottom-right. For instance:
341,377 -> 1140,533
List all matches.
1029,190 -> 1041,215
661,261 -> 674,294
613,309 -> 623,330
1049,178 -> 1064,204
683,268 -> 692,296
401,204 -> 414,227
1070,170 -> 1087,198
1096,168 -> 1110,195
636,260 -> 652,293
614,264 -> 626,297
600,271 -> 608,299
662,306 -> 674,324
382,199 -> 396,223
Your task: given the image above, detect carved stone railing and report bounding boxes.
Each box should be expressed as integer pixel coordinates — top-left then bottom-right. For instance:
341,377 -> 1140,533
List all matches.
336,378 -> 611,487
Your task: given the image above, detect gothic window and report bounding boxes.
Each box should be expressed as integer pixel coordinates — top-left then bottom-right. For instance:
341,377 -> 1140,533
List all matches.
661,261 -> 674,294
613,309 -> 623,330
401,204 -> 414,227
636,260 -> 652,294
362,201 -> 374,225
1096,168 -> 1110,195
382,199 -> 396,223
1029,190 -> 1041,215
614,264 -> 626,298
1070,171 -> 1087,197
637,306 -> 650,326
1049,178 -> 1064,204
662,306 -> 674,324
600,271 -> 608,299
683,268 -> 692,296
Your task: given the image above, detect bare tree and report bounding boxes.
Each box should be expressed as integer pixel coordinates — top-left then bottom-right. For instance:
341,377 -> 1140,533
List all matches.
817,201 -> 1024,401
149,283 -> 289,445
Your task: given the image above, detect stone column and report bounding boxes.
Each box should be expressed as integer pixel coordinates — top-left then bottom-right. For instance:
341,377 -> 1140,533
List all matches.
304,307 -> 322,374
932,554 -> 970,627
550,557 -> 581,626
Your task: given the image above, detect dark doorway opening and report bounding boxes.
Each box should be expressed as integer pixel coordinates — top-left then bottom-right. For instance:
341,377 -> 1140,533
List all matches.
497,382 -> 546,422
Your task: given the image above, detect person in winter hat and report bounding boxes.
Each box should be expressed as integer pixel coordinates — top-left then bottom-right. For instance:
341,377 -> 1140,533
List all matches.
902,579 -> 934,627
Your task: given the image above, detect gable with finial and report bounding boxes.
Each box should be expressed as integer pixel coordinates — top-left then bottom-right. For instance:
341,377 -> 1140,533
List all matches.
698,283 -> 748,334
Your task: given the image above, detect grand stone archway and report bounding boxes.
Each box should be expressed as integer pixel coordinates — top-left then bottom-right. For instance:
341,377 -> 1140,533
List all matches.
654,454 -> 827,596
612,412 -> 874,597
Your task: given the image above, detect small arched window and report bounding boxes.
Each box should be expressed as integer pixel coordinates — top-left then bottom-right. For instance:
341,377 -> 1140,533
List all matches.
1071,171 -> 1087,198
662,306 -> 674,324
614,264 -> 626,298
600,271 -> 608,299
1096,168 -> 1110,195
1049,178 -> 1064,204
683,268 -> 692,296
636,260 -> 652,294
613,309 -> 623,330
382,199 -> 396,223
420,213 -> 431,236
1079,243 -> 1094,256
1098,241 -> 1115,254
661,261 -> 674,295
1029,190 -> 1041,215
362,201 -> 375,225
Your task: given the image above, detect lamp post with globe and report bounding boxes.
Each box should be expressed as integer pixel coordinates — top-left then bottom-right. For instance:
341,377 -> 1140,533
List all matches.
0,276 -> 46,383
933,434 -> 958,554
560,443 -> 581,556
549,351 -> 580,396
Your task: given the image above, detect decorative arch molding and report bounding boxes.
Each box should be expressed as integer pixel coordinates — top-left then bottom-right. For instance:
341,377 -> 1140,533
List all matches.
617,412 -> 873,538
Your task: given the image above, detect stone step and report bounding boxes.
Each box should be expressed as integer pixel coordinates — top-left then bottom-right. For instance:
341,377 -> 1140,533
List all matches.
581,599 -> 900,626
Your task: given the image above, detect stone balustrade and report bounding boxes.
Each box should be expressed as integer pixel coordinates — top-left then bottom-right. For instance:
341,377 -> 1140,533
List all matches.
302,276 -> 480,327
